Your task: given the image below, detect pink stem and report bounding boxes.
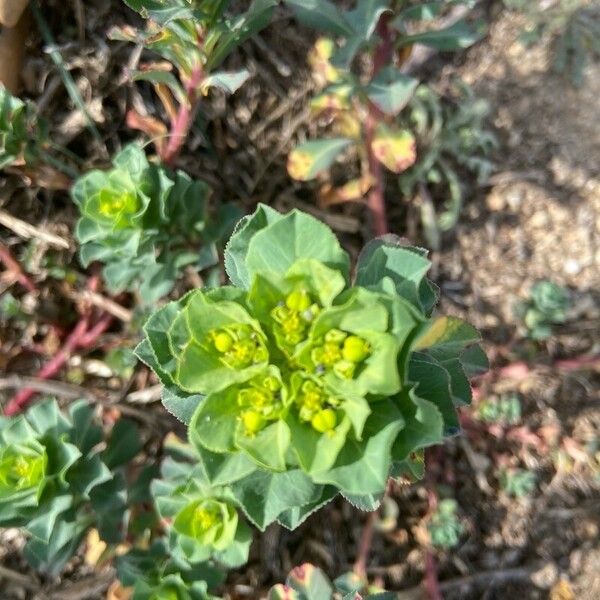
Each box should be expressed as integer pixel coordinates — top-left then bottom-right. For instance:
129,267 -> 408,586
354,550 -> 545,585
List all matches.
161,65 -> 204,166
0,242 -> 36,293
365,14 -> 394,237
4,316 -> 90,416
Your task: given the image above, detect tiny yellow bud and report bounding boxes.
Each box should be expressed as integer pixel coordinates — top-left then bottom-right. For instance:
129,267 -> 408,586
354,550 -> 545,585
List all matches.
311,409 -> 337,433
213,331 -> 234,353
286,289 -> 311,312
342,335 -> 370,363
241,410 -> 265,435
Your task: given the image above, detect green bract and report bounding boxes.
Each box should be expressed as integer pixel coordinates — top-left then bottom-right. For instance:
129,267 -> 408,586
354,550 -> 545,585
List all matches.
0,399 -> 139,574
151,454 -> 251,568
72,144 -> 235,303
138,205 -> 486,528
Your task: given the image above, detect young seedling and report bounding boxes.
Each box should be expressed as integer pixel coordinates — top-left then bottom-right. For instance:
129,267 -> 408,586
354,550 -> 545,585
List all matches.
284,1 -> 484,236
398,80 -> 497,249
137,204 -> 486,530
71,143 -> 238,304
268,562 -> 390,600
498,467 -> 537,498
111,0 -> 276,165
427,498 -> 465,549
514,280 -> 570,340
477,394 -> 522,426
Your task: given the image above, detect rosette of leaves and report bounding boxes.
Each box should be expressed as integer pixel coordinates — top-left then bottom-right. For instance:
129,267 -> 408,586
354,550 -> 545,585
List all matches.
151,450 -> 252,568
398,81 -> 497,249
137,205 -> 486,530
116,539 -> 224,600
72,143 -> 232,303
514,280 -> 570,340
0,399 -> 139,574
268,562 -> 393,600
284,1 -> 484,210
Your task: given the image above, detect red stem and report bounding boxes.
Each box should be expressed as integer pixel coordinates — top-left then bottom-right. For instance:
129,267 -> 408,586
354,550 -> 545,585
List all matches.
365,14 -> 394,237
4,316 -> 90,416
161,64 -> 204,166
0,242 -> 36,293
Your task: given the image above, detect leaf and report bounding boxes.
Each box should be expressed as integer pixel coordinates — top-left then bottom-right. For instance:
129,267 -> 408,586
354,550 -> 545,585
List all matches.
287,563 -> 334,600
355,236 -> 437,313
132,70 -> 187,105
122,0 -> 204,24
196,445 -> 257,486
224,203 -> 283,289
230,469 -> 323,530
277,485 -> 338,529
399,20 -> 485,51
392,388 -> 444,463
397,3 -> 443,21
26,495 -> 72,543
414,316 -> 481,356
346,0 -> 389,41
162,387 -> 204,425
285,0 -> 355,37
207,0 -> 277,69
245,209 -> 351,284
288,138 -> 353,181
312,400 -> 404,495
102,420 -> 141,469
90,474 -> 129,544
200,69 -> 251,95
409,353 -> 459,435
365,67 -> 418,116
460,344 -> 489,377
23,517 -> 86,576
236,420 -> 291,472
371,124 -> 416,173
341,491 -> 383,511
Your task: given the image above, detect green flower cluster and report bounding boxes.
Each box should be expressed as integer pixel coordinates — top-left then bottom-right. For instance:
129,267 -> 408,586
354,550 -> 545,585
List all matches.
138,205 -> 486,524
72,144 -> 235,303
0,399 -> 139,574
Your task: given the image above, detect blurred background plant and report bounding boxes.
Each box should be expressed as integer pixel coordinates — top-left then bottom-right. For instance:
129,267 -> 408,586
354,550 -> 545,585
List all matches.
0,85 -> 75,187
504,0 -> 600,86
284,0 -> 485,238
498,468 -> 537,498
110,0 -> 276,165
476,393 -> 522,426
427,498 -> 465,549
398,80 -> 497,249
514,280 -> 571,340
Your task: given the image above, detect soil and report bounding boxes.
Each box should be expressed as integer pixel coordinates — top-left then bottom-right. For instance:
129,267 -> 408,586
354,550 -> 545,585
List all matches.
0,3 -> 598,599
